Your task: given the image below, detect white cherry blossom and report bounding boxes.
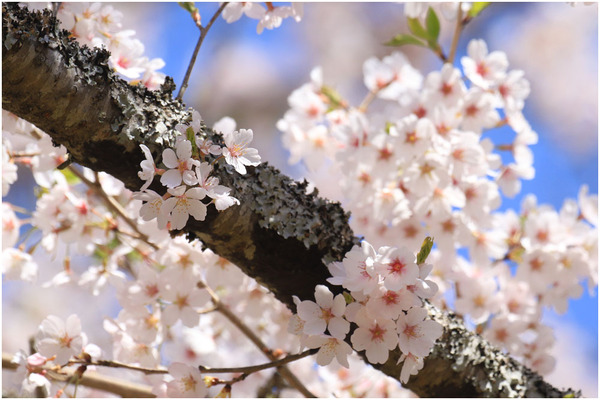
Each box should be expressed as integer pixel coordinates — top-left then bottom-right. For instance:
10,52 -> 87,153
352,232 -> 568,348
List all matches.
36,314 -> 84,365
160,139 -> 199,188
160,185 -> 208,230
222,128 -> 261,174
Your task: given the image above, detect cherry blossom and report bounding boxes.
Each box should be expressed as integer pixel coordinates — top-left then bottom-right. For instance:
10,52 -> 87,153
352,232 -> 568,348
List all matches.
2,203 -> 20,250
375,246 -> 419,291
396,307 -> 443,357
160,272 -> 210,327
36,314 -> 84,365
165,362 -> 208,397
305,335 -> 353,368
294,285 -> 349,339
350,309 -> 397,364
160,139 -> 199,188
12,352 -> 51,396
222,128 -> 261,174
461,39 -> 508,90
138,144 -> 157,190
2,248 -> 37,282
160,185 -> 208,230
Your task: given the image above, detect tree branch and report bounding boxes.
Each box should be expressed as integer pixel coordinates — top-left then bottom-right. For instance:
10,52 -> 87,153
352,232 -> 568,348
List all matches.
1,3 -> 580,398
2,353 -> 155,398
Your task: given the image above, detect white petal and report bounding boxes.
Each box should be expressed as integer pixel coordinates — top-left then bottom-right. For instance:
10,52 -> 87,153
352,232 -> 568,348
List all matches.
162,148 -> 178,168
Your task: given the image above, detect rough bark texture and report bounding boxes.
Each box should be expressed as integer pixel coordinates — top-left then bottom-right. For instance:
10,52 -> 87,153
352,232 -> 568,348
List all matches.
2,3 -> 580,398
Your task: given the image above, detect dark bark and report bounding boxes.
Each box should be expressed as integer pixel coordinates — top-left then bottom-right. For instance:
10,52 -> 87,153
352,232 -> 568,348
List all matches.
1,3 -> 580,397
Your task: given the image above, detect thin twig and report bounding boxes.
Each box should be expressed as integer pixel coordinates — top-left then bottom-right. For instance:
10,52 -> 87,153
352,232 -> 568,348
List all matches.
67,167 -> 159,251
176,2 -> 228,101
448,2 -> 464,64
2,353 -> 155,398
198,350 -> 313,375
69,359 -> 168,375
203,284 -> 317,398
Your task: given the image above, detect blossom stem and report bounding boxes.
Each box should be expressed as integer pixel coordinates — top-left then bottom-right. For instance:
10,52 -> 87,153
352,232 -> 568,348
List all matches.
176,2 -> 228,102
202,283 -> 317,398
448,2 -> 464,64
198,349 -> 313,375
358,78 -> 395,112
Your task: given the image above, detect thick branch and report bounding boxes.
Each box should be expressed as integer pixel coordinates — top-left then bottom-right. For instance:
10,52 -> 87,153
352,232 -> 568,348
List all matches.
1,4 -> 579,398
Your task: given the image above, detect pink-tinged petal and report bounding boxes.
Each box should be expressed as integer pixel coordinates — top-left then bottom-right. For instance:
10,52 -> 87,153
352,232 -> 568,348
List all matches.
366,344 -> 390,364
160,197 -> 178,215
186,187 -> 207,200
328,317 -> 350,339
182,170 -> 198,186
140,144 -> 153,160
161,304 -> 179,326
160,169 -> 182,188
176,140 -> 193,159
303,318 -> 326,335
167,185 -> 187,197
36,338 -> 58,359
335,341 -> 352,368
331,294 -> 346,316
187,199 -> 207,222
40,315 -> 63,337
171,203 -> 190,230
297,300 -> 320,320
189,288 -> 210,307
314,285 -> 333,308
65,314 -> 81,337
305,335 -> 327,349
162,148 -> 178,168
350,328 -> 370,351
180,307 -> 200,327
315,343 -> 336,366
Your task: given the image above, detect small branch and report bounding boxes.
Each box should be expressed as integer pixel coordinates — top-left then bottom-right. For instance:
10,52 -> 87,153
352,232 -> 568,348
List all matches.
448,2 -> 464,64
67,166 -> 159,251
70,358 -> 168,375
2,353 -> 155,398
203,284 -> 317,398
176,2 -> 228,101
198,350 -> 313,375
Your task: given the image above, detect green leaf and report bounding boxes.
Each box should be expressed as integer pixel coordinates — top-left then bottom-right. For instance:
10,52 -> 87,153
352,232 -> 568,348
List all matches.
416,236 -> 434,264
186,126 -> 199,158
342,291 -> 355,305
178,2 -> 197,14
60,168 -> 80,185
425,7 -> 440,42
321,85 -> 346,110
178,2 -> 201,25
384,121 -> 394,134
468,2 -> 491,18
385,33 -> 426,48
407,17 -> 430,40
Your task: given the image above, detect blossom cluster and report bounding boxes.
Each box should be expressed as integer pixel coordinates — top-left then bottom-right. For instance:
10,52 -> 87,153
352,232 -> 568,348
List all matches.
222,2 -> 303,34
132,111 -> 260,230
55,2 -> 166,89
289,241 -> 443,383
11,314 -> 101,396
277,39 -> 597,375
